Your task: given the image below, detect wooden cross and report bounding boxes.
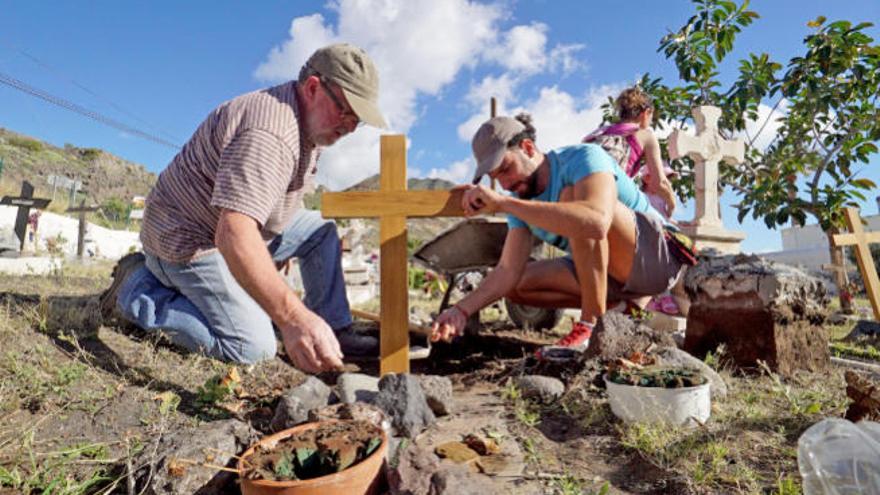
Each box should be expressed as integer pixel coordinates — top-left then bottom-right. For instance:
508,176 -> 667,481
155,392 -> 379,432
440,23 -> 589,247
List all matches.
0,181 -> 51,251
66,199 -> 100,258
321,135 -> 465,375
668,106 -> 744,228
832,207 -> 880,321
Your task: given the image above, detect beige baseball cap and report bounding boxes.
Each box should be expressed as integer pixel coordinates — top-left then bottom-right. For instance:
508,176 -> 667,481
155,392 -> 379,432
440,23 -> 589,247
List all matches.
471,116 -> 525,184
306,43 -> 387,128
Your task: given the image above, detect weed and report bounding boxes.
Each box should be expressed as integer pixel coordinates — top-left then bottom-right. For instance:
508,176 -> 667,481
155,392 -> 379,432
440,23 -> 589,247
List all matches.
550,473 -> 584,494
771,474 -> 801,495
500,380 -> 522,401
196,366 -> 240,407
757,361 -> 833,416
521,437 -> 540,465
515,403 -> 541,427
618,422 -> 699,471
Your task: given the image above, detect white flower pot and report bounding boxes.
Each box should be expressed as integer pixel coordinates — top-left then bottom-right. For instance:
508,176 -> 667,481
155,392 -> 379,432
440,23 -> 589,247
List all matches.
604,375 -> 711,426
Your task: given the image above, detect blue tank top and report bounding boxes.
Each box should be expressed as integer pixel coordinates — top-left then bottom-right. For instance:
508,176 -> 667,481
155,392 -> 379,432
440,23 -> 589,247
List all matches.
507,143 -> 658,252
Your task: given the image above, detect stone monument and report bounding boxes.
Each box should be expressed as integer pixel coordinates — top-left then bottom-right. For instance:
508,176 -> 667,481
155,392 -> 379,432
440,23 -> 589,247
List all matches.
668,105 -> 746,254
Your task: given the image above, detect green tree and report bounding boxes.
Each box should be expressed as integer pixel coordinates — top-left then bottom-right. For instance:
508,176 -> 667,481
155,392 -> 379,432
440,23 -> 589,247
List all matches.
627,0 -> 880,311
101,196 -> 130,225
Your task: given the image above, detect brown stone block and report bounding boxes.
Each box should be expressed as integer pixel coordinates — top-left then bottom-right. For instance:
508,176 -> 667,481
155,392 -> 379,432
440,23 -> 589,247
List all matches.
684,254 -> 830,376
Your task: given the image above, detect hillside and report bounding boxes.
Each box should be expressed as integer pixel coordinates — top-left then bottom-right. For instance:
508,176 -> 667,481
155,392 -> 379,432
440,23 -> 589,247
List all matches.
0,127 -> 156,208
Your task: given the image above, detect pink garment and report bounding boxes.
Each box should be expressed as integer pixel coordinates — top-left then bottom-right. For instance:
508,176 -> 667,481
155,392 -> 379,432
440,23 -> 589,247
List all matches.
582,122 -> 643,176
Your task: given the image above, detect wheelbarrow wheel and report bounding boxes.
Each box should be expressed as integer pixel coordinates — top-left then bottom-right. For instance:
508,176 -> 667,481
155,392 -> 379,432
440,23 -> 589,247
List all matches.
504,300 -> 563,331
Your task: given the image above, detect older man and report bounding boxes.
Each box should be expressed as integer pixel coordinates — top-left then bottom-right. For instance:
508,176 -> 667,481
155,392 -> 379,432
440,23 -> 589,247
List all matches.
101,43 -> 386,373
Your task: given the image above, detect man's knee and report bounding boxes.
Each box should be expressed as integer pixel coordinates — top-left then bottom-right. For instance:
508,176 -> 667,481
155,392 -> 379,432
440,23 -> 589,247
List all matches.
228,333 -> 277,364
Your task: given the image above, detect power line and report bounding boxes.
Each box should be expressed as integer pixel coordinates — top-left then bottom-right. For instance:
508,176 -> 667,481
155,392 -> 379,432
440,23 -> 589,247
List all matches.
0,38 -> 182,144
0,70 -> 181,150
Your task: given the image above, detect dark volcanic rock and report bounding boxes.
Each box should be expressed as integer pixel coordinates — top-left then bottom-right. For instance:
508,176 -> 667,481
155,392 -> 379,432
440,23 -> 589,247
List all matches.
270,376 -> 335,432
374,373 -> 436,438
386,442 -> 442,495
429,463 -> 501,494
586,311 -> 676,360
684,254 -> 829,376
416,375 -> 454,416
134,419 -> 257,495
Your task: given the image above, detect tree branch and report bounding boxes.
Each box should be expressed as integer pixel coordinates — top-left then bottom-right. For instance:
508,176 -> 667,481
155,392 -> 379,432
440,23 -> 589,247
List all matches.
748,97 -> 784,149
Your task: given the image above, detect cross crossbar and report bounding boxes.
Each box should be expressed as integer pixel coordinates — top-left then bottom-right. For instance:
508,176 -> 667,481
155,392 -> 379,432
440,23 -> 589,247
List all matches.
321,135 -> 465,375
0,181 -> 52,251
832,207 -> 880,321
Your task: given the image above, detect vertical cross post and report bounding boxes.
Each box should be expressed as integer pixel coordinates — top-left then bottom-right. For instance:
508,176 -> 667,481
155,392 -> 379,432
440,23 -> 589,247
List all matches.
66,200 -> 100,258
379,135 -> 410,375
832,207 -> 880,321
321,135 -> 466,375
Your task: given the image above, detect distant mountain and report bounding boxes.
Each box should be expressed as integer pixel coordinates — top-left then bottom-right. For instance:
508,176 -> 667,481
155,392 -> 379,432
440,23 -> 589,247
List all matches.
344,175 -> 457,192
0,127 -> 156,206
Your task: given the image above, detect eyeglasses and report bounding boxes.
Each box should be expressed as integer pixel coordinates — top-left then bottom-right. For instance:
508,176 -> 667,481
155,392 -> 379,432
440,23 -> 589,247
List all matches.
318,76 -> 362,128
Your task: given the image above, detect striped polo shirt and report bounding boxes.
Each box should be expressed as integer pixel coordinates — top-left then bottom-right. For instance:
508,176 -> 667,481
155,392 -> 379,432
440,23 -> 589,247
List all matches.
141,81 -> 317,262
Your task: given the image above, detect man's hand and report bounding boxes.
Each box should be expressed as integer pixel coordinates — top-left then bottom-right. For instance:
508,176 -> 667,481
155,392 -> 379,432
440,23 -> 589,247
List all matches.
461,185 -> 506,216
430,306 -> 468,343
279,309 -> 344,373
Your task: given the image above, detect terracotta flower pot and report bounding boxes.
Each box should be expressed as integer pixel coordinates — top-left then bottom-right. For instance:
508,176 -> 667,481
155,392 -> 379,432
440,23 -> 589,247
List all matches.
238,420 -> 387,495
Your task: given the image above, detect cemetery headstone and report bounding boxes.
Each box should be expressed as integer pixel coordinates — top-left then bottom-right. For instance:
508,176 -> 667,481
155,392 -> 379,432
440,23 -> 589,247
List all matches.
683,254 -> 829,376
668,105 -> 746,254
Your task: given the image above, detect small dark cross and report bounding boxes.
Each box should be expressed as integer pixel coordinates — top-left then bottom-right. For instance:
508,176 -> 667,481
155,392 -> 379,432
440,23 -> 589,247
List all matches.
0,181 -> 51,251
66,199 -> 100,258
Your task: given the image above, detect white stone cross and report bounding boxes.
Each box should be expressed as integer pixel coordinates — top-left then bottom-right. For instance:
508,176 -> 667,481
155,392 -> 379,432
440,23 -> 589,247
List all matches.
669,106 -> 744,228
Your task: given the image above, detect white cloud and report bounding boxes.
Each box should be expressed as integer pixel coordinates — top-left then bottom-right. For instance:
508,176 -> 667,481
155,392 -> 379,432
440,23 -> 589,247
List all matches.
484,23 -> 549,74
740,100 -> 788,151
254,0 -> 589,190
313,126 -> 383,190
424,157 -> 473,183
253,14 -> 337,82
548,43 -> 585,75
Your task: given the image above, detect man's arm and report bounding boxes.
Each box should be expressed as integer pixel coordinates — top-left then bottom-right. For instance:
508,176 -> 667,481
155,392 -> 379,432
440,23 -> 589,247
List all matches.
463,172 -> 619,240
431,227 -> 532,342
215,209 -> 343,372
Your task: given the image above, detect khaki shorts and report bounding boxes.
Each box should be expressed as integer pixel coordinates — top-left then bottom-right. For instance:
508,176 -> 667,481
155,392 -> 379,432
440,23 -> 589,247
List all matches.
562,210 -> 684,302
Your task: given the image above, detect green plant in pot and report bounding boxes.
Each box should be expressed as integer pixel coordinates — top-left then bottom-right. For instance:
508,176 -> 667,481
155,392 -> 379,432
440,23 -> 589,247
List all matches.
605,365 -> 711,426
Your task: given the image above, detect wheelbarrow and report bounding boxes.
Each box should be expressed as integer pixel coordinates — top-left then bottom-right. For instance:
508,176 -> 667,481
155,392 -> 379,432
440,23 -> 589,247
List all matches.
412,217 -> 563,331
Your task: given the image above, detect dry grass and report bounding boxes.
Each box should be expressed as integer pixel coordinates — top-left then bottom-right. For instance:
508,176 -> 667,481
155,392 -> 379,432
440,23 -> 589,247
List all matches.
0,264 -> 868,494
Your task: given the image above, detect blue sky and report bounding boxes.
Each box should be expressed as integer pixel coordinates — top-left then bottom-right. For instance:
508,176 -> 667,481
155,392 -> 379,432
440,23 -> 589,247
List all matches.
1,0 -> 878,253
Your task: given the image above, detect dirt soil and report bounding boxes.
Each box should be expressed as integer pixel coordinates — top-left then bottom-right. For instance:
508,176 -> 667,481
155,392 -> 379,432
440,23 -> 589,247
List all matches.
0,261 -> 857,494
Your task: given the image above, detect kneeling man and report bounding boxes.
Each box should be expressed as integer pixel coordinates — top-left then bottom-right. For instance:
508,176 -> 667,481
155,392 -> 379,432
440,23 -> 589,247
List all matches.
431,114 -> 688,355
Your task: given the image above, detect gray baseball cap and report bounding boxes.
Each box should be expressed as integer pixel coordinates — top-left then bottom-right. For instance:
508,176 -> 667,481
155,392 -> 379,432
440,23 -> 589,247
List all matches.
306,43 -> 387,128
471,116 -> 525,183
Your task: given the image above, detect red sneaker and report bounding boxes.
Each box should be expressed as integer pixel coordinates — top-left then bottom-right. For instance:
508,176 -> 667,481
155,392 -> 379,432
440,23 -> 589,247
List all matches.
536,321 -> 593,360
554,321 -> 593,351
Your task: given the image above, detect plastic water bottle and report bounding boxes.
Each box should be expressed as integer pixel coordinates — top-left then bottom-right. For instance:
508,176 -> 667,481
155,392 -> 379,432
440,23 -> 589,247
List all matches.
798,418 -> 880,494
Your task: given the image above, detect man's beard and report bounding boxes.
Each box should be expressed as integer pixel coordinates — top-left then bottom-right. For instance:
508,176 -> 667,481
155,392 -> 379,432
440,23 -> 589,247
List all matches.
516,169 -> 542,199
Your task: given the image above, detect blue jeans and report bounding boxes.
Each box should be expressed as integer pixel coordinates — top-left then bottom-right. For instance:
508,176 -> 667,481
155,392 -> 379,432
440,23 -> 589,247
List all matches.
116,209 -> 352,364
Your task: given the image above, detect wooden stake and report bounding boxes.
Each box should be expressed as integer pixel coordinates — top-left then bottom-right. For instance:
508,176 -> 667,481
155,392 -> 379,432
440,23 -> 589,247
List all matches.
832,207 -> 880,321
321,135 -> 465,375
